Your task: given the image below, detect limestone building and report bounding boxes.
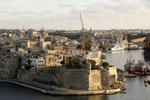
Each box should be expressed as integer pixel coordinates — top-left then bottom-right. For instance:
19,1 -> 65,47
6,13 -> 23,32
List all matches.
27,30 -> 51,50
30,56 -> 45,68
84,50 -> 102,66
45,53 -> 63,67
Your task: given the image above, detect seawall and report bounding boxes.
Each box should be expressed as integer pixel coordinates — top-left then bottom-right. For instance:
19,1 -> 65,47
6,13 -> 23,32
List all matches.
0,79 -> 121,96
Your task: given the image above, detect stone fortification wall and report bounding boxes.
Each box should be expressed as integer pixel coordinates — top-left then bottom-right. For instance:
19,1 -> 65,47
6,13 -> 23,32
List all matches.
32,68 -> 90,90
108,67 -> 118,81
101,69 -> 110,89
89,70 -> 102,90
62,69 -> 89,90
0,53 -> 19,79
32,67 -> 110,90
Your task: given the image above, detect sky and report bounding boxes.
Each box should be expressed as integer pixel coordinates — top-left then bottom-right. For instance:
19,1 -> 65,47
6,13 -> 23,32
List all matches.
0,0 -> 150,30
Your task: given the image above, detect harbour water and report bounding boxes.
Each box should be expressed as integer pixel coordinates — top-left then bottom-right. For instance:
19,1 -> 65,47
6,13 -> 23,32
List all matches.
0,50 -> 150,100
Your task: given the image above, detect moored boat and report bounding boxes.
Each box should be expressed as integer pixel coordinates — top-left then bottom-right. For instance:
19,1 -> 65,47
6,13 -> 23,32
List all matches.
108,42 -> 125,52
124,60 -> 150,76
101,54 -> 106,59
127,44 -> 139,50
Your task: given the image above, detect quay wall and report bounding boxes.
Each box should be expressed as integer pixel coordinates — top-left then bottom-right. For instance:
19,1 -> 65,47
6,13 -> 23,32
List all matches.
0,79 -> 122,95
62,69 -> 89,90
33,67 -> 110,91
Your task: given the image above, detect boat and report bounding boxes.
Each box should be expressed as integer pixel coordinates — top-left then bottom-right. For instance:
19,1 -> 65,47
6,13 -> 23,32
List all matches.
101,54 -> 106,59
108,42 -> 125,52
144,80 -> 150,85
127,44 -> 139,50
124,60 -> 150,76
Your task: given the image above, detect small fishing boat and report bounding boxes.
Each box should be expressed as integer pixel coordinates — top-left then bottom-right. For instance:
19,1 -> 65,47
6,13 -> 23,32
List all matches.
101,54 -> 106,59
124,60 -> 150,76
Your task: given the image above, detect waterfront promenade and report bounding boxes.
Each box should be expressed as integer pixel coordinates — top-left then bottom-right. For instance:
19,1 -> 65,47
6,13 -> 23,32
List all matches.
0,79 -> 121,95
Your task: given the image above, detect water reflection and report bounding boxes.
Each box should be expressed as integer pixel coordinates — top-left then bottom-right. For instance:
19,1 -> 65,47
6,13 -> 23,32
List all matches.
143,49 -> 150,63
103,50 -> 145,69
111,50 -> 125,54
48,95 -> 109,100
88,95 -> 109,100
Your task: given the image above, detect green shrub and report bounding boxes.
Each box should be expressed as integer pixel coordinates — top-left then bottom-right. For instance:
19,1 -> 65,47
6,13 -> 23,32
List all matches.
102,62 -> 109,69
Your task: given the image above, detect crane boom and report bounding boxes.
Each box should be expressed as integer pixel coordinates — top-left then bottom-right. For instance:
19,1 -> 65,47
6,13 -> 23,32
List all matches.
80,13 -> 84,31
80,13 -> 85,50
80,13 -> 92,51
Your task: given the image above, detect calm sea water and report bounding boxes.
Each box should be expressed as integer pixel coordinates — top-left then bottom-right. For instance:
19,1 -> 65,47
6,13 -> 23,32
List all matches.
0,50 -> 150,100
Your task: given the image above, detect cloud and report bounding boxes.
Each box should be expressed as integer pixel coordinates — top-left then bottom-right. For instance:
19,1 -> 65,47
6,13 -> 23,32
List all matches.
0,0 -> 150,29
59,4 -> 75,7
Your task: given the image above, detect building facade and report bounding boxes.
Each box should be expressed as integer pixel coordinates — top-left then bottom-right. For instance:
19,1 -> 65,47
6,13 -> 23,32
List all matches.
45,54 -> 63,67
30,56 -> 45,68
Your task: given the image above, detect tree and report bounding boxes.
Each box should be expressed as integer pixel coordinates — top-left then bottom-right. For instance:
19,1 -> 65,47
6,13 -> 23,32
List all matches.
102,62 -> 109,69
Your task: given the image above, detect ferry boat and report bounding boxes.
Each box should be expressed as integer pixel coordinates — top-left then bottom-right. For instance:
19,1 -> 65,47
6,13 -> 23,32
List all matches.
108,42 -> 125,52
124,60 -> 150,76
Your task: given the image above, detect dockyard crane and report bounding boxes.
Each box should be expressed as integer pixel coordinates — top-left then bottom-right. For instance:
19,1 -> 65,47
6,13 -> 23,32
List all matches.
80,13 -> 85,32
80,13 -> 86,50
80,13 -> 92,51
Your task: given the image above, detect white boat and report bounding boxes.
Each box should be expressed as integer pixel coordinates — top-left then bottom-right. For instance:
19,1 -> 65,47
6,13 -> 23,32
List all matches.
127,44 -> 139,50
108,42 -> 125,52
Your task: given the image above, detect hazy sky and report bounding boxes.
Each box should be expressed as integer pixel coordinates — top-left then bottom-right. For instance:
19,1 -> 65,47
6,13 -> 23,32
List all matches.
0,0 -> 150,30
